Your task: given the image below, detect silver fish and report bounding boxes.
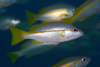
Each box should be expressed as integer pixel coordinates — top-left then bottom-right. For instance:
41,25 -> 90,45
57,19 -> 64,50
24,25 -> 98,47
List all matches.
10,22 -> 84,45
26,4 -> 76,26
0,0 -> 17,8
52,56 -> 91,67
7,40 -> 56,63
8,22 -> 84,63
0,16 -> 20,31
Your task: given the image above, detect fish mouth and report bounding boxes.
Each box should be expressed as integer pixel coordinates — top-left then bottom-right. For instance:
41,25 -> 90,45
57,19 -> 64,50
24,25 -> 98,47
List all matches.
77,31 -> 84,39
86,57 -> 91,63
67,31 -> 84,41
80,31 -> 84,37
74,31 -> 84,39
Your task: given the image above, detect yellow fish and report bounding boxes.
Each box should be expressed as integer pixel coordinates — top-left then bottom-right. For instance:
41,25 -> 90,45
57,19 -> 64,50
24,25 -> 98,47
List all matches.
61,0 -> 100,24
9,22 -> 83,46
52,56 -> 91,67
25,4 -> 76,26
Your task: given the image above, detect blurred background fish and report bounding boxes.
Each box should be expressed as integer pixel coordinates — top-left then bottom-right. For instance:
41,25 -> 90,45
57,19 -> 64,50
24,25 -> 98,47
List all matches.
7,40 -> 56,63
61,0 -> 100,24
52,56 -> 91,67
72,0 -> 100,22
0,0 -> 17,8
0,15 -> 20,31
26,4 -> 76,26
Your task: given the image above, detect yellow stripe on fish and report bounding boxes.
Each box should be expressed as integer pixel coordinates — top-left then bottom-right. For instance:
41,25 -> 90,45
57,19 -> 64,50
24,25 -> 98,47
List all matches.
46,9 -> 67,14
61,0 -> 100,24
72,1 -> 100,20
10,22 -> 83,45
62,60 -> 81,67
25,4 -> 75,26
52,56 -> 91,67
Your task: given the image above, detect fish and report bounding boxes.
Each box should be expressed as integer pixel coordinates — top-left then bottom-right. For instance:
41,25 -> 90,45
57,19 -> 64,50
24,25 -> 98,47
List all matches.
0,16 -> 20,31
61,0 -> 100,24
7,40 -> 56,63
0,0 -> 17,8
9,22 -> 84,46
25,4 -> 76,26
52,56 -> 91,67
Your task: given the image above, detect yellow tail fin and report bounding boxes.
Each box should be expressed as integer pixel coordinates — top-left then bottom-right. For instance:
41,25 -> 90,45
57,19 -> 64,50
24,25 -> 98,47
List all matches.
61,18 -> 73,24
9,26 -> 26,45
7,51 -> 19,64
25,10 -> 37,26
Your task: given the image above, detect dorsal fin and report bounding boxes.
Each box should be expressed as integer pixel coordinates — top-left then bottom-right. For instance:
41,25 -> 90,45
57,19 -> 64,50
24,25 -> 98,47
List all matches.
29,23 -> 47,31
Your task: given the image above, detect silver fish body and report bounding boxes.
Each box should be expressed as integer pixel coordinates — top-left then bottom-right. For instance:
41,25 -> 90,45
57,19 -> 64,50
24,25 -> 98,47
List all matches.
24,22 -> 84,43
17,42 -> 56,57
0,0 -> 17,8
8,22 -> 84,63
26,4 -> 76,26
7,40 -> 57,63
72,0 -> 100,22
52,56 -> 91,67
35,9 -> 75,22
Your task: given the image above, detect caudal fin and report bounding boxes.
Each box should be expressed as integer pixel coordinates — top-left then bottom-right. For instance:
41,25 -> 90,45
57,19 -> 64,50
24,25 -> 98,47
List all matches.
9,26 -> 26,45
61,18 -> 73,24
7,51 -> 19,64
25,10 -> 37,26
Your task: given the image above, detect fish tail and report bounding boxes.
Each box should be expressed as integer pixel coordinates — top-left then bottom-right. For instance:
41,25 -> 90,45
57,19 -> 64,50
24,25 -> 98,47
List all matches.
7,51 -> 19,64
9,26 -> 27,45
25,10 -> 37,26
61,18 -> 73,24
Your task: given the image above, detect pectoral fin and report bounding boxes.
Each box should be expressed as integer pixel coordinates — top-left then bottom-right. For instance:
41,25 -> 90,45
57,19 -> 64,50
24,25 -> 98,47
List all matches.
56,32 -> 65,37
62,13 -> 69,16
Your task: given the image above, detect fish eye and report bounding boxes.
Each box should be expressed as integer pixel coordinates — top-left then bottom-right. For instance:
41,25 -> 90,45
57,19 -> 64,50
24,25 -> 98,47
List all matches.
81,58 -> 87,62
72,28 -> 78,32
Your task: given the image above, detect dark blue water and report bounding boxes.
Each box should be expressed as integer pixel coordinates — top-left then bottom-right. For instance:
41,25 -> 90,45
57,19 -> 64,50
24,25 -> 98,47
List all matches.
0,0 -> 100,67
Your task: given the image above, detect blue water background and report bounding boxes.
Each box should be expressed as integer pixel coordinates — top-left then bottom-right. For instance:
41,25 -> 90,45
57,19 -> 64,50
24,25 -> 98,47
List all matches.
0,0 -> 100,67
